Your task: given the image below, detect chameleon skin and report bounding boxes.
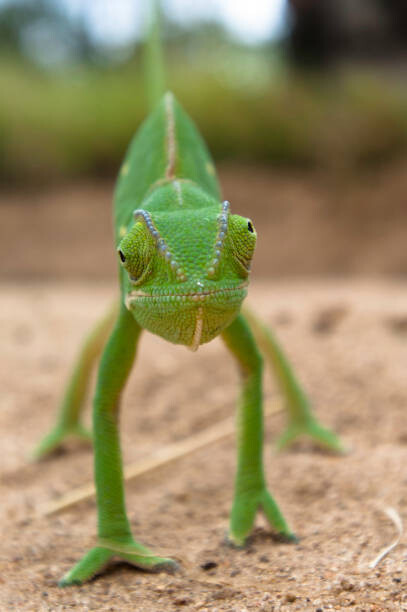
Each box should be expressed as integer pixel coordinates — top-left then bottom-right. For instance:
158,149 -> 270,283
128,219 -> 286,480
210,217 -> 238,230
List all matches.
35,92 -> 344,585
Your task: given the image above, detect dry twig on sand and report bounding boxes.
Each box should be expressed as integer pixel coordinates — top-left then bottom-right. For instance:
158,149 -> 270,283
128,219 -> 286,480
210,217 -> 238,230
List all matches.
369,507 -> 403,569
38,399 -> 284,517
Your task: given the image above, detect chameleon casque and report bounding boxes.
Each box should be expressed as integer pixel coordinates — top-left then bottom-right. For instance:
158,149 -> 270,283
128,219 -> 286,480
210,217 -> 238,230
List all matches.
33,11 -> 345,587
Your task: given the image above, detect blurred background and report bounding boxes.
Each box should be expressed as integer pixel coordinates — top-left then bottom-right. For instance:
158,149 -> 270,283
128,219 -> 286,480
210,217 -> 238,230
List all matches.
1,0 -> 407,280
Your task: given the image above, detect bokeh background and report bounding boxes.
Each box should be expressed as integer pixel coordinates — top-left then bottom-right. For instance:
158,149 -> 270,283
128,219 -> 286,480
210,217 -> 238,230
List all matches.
1,0 -> 407,280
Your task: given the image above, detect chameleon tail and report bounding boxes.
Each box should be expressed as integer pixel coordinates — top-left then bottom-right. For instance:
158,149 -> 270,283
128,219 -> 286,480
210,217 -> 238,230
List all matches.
144,0 -> 166,111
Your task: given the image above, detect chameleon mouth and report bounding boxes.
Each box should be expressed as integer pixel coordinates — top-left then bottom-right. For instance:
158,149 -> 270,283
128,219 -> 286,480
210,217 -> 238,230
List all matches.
126,283 -> 248,305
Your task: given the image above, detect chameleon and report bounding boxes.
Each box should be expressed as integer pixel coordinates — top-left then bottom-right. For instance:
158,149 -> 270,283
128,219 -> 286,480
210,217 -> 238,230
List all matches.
33,6 -> 345,587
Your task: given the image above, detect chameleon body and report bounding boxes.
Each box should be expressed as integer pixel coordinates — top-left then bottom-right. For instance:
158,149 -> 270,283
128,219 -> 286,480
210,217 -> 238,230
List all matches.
34,71 -> 344,587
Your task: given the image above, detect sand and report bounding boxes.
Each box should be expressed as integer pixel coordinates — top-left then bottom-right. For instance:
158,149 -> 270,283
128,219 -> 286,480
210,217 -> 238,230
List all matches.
1,279 -> 407,611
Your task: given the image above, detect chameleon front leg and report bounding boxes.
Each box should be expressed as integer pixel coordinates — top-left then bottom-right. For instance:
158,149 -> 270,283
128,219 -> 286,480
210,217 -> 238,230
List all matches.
222,313 -> 295,546
32,301 -> 118,460
243,306 -> 345,453
60,304 -> 175,586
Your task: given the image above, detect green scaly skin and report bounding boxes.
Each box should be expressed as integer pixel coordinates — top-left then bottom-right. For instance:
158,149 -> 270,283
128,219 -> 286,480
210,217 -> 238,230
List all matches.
35,93 -> 343,585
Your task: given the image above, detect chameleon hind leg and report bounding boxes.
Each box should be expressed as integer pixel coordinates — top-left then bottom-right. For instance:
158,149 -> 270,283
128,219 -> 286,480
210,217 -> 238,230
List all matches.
222,313 -> 295,546
243,306 -> 346,453
60,305 -> 176,586
32,301 -> 118,460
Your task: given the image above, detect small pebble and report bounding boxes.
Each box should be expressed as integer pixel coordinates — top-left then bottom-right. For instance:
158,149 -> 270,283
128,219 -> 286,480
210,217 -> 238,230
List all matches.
340,578 -> 355,591
285,592 -> 297,603
174,597 -> 192,606
200,561 -> 218,571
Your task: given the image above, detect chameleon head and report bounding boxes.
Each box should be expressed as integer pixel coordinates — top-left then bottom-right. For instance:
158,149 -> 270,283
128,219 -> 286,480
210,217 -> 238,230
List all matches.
117,195 -> 256,351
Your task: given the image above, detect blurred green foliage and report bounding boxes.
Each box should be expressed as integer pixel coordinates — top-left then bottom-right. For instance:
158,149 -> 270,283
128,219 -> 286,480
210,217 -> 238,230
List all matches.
0,0 -> 407,184
1,56 -> 407,185
1,0 -> 407,184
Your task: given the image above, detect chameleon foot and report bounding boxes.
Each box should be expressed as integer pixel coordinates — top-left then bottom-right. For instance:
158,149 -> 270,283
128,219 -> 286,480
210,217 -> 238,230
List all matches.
275,417 -> 346,454
31,424 -> 92,460
59,539 -> 177,586
228,487 -> 295,547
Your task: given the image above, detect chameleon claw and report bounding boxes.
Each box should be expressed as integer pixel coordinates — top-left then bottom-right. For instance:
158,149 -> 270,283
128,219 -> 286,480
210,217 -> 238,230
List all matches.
59,541 -> 178,586
275,418 -> 347,454
31,424 -> 92,461
227,487 -> 295,547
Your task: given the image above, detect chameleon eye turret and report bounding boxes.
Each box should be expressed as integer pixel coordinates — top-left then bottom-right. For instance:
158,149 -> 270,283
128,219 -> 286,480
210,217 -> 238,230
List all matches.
228,214 -> 257,277
117,220 -> 156,285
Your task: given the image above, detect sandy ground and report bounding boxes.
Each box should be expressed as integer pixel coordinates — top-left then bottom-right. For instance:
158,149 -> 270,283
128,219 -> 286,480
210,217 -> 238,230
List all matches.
1,280 -> 407,611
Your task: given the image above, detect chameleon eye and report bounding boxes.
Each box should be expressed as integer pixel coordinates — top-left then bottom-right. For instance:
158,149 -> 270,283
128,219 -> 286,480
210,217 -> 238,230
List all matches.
118,223 -> 155,285
227,214 -> 257,278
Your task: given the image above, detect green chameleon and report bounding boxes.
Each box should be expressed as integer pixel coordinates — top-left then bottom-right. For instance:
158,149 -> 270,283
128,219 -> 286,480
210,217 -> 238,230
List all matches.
33,6 -> 344,586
